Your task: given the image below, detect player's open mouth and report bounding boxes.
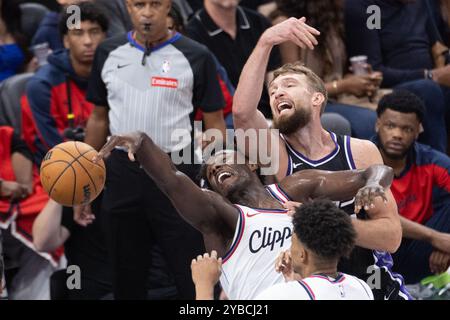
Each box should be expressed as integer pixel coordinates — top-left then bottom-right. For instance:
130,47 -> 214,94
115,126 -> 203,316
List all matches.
277,101 -> 293,114
217,171 -> 232,184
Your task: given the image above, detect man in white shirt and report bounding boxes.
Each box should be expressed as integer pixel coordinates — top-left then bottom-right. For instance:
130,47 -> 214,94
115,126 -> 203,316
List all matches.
192,199 -> 373,300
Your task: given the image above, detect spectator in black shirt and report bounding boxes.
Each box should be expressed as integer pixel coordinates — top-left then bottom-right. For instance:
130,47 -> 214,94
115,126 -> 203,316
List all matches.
186,0 -> 282,117
345,0 -> 449,152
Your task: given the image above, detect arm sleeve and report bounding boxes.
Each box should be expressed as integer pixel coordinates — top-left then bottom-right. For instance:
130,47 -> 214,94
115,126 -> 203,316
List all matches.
193,49 -> 225,112
26,77 -> 64,149
60,206 -> 78,234
10,133 -> 33,161
86,44 -> 110,108
344,0 -> 425,87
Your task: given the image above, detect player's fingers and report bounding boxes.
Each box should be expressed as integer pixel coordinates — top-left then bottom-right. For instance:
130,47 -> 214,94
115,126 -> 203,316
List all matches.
367,188 -> 376,209
211,250 -> 218,259
437,253 -> 447,272
286,30 -> 307,49
94,136 -> 119,162
372,186 -> 387,202
429,252 -> 438,273
356,188 -> 366,212
354,190 -> 362,214
83,204 -> 92,214
191,259 -> 197,266
298,17 -> 321,36
203,252 -> 210,259
197,255 -> 203,261
128,150 -> 135,162
292,27 -> 314,50
362,188 -> 371,211
295,22 -> 318,46
275,251 -> 285,270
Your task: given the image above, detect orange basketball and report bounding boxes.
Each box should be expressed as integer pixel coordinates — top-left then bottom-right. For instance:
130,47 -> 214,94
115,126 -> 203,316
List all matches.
40,141 -> 106,207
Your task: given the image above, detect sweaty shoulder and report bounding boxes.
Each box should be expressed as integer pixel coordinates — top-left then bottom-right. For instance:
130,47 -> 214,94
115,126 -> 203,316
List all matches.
349,137 -> 383,169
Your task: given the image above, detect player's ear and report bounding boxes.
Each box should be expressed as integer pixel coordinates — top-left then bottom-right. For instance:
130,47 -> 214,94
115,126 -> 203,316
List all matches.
299,246 -> 307,263
375,118 -> 381,133
312,92 -> 325,109
418,123 -> 424,135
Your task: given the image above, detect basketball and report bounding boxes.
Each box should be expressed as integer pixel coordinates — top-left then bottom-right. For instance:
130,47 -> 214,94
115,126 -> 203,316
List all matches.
40,141 -> 106,207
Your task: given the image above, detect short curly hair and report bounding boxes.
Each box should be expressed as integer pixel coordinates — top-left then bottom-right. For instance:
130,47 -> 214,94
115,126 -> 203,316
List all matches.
377,90 -> 425,123
58,1 -> 109,36
292,199 -> 356,261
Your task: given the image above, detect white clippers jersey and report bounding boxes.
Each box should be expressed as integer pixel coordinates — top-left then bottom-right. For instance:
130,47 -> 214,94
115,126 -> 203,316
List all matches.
255,273 -> 374,300
220,185 -> 293,300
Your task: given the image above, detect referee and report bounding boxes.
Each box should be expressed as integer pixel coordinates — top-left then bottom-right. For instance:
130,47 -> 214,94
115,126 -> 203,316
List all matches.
81,0 -> 226,299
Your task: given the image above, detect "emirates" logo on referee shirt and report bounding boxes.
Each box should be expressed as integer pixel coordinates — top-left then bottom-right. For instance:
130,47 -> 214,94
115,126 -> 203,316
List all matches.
151,77 -> 178,88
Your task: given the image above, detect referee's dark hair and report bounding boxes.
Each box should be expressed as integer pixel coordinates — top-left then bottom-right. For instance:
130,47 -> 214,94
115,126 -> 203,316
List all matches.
377,90 -> 425,123
292,199 -> 356,261
58,1 -> 109,36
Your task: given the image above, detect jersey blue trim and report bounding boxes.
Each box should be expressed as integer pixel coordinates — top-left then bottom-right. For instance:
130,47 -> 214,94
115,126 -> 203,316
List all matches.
127,31 -> 182,53
275,184 -> 293,202
222,206 -> 245,263
284,132 -> 341,167
298,281 -> 315,300
344,135 -> 356,170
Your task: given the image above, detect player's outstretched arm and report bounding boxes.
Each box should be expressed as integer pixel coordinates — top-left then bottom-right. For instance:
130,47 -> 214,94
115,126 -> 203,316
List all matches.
232,18 -> 320,158
279,164 -> 394,212
93,132 -> 238,240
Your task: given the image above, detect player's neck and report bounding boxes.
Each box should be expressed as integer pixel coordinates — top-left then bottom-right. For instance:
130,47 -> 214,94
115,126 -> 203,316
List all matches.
303,264 -> 339,279
230,182 -> 284,209
285,124 -> 335,160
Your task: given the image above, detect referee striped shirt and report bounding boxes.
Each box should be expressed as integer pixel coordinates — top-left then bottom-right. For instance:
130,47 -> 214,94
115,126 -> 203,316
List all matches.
86,31 -> 224,152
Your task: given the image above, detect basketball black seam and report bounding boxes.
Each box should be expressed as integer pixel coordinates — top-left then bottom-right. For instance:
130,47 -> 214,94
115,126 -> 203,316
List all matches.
49,163 -> 76,202
41,160 -> 73,171
47,149 -> 96,197
74,142 -> 99,194
74,142 -> 105,171
53,144 -> 99,194
79,153 -> 105,170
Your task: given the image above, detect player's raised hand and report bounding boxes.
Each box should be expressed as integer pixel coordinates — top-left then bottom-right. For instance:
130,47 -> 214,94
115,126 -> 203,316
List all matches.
275,250 -> 294,281
93,132 -> 145,163
282,201 -> 302,217
429,250 -> 450,274
74,204 -> 95,227
261,17 -> 320,50
191,250 -> 222,300
354,183 -> 388,214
